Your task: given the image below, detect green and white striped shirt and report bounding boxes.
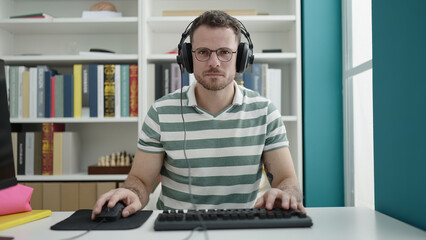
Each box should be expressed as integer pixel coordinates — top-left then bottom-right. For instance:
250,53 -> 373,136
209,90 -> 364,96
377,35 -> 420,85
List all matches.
138,81 -> 288,210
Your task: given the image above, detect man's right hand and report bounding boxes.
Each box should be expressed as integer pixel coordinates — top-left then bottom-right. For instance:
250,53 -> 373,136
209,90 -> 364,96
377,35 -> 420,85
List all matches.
91,187 -> 142,220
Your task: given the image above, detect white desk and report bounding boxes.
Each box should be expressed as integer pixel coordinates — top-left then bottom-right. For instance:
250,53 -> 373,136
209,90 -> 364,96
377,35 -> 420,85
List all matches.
1,207 -> 424,240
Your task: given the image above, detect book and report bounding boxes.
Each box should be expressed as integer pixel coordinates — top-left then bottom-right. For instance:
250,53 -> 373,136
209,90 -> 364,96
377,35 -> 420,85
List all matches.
36,65 -> 48,118
104,64 -> 115,117
41,123 -> 65,175
63,75 -> 74,118
97,65 -> 104,118
50,75 -> 55,118
121,64 -> 130,117
89,64 -> 98,117
11,132 -> 18,175
243,63 -> 262,94
44,70 -> 55,118
54,75 -> 64,118
170,63 -> 181,93
129,64 -> 138,117
73,64 -> 82,118
81,64 -> 90,117
10,13 -> 54,19
162,10 -> 257,16
61,132 -> 80,175
53,132 -> 62,175
29,67 -> 38,119
0,210 -> 52,231
8,66 -> 18,118
18,66 -> 28,118
17,132 -> 26,175
267,68 -> 282,113
25,132 -> 34,175
115,65 -> 121,118
21,71 -> 30,118
33,132 -> 43,175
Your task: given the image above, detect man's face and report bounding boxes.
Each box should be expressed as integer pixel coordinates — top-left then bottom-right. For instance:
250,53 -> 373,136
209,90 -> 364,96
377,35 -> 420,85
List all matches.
191,25 -> 238,91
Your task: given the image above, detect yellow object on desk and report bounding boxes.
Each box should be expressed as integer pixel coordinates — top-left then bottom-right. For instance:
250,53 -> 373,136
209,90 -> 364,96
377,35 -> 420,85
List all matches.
0,210 -> 52,230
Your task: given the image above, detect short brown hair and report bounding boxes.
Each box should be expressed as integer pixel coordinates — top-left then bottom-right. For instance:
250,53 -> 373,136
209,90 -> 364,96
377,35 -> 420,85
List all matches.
189,10 -> 241,43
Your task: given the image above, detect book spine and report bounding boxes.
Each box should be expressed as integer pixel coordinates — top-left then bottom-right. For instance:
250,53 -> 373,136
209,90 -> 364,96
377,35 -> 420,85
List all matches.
18,66 -> 27,118
44,71 -> 51,118
5,65 -> 9,106
25,132 -> 35,175
22,71 -> 30,118
34,132 -> 43,175
129,64 -> 138,117
170,63 -> 181,92
155,64 -> 163,100
50,75 -> 55,118
37,65 -> 48,118
89,64 -> 98,117
81,64 -> 90,117
29,67 -> 38,119
104,64 -> 115,117
8,67 -> 18,118
17,132 -> 26,175
63,75 -> 74,117
42,123 -> 53,175
121,64 -> 129,117
97,65 -> 104,118
55,75 -> 64,118
11,132 -> 18,175
41,123 -> 65,175
73,64 -> 82,118
114,65 -> 121,118
53,132 -> 63,175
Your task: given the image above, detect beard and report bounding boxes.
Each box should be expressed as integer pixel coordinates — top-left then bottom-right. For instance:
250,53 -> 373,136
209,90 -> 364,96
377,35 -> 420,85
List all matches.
195,69 -> 234,91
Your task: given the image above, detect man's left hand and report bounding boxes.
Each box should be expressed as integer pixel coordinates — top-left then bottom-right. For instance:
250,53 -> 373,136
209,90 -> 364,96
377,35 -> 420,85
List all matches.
254,188 -> 306,214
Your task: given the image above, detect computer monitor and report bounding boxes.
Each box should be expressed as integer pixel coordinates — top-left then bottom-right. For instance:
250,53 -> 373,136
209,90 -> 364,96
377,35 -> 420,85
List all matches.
0,59 -> 17,190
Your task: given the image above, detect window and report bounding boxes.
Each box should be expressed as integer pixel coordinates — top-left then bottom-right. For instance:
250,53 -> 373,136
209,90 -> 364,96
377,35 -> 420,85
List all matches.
342,0 -> 374,209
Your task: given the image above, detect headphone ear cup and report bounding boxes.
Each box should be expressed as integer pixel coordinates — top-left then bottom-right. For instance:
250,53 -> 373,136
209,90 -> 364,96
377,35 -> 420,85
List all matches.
181,43 -> 193,73
236,43 -> 250,73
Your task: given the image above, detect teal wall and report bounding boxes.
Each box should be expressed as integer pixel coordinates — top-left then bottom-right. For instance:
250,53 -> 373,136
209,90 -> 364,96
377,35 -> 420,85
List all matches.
302,0 -> 344,206
372,0 -> 426,231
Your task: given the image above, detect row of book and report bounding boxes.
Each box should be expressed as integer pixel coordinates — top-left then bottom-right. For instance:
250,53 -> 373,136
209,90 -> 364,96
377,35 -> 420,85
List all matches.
11,123 -> 79,176
6,64 -> 138,119
154,63 -> 282,111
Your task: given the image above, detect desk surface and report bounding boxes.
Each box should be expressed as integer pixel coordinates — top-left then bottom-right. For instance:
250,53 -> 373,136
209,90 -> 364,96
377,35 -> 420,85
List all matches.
1,207 -> 424,240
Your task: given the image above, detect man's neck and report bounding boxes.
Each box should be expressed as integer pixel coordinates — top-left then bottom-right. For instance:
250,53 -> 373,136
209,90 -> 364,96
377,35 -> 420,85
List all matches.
194,82 -> 235,116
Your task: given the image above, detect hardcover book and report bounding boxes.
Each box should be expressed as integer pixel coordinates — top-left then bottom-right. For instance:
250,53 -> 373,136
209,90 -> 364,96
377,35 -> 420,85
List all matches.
104,64 -> 115,117
41,123 -> 65,175
63,75 -> 74,117
73,64 -> 82,118
129,64 -> 138,117
121,64 -> 130,117
81,64 -> 90,117
89,64 -> 98,117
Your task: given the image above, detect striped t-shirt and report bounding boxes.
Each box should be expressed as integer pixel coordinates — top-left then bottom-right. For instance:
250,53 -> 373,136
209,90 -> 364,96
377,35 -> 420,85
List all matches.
138,81 -> 289,210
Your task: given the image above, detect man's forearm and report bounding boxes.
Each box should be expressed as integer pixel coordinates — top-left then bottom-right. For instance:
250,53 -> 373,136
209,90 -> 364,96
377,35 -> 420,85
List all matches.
122,174 -> 151,208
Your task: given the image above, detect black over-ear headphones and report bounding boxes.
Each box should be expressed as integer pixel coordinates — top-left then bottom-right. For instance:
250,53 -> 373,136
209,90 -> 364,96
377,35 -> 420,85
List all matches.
176,20 -> 255,74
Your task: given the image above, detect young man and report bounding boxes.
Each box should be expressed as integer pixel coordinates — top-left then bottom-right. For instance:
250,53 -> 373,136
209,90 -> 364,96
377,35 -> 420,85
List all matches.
92,10 -> 305,220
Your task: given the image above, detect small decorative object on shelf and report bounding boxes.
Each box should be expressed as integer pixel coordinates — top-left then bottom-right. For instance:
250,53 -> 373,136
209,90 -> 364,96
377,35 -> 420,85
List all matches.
88,151 -> 134,175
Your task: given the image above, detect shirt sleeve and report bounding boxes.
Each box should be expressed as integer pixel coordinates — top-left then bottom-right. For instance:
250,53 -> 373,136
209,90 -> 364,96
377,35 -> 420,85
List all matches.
264,101 -> 289,152
137,104 -> 165,153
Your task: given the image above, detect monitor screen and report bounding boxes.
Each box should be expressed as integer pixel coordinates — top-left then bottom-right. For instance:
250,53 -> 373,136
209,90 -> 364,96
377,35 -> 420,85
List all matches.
0,59 -> 17,190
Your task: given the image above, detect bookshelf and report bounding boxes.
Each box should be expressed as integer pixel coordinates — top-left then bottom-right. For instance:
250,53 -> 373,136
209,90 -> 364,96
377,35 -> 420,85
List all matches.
0,0 -> 303,189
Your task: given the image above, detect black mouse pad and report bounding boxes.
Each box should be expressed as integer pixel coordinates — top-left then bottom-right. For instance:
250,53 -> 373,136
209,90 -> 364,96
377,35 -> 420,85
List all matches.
50,210 -> 153,230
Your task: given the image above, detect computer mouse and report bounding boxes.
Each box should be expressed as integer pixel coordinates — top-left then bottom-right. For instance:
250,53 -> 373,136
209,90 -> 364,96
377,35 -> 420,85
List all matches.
94,201 -> 125,222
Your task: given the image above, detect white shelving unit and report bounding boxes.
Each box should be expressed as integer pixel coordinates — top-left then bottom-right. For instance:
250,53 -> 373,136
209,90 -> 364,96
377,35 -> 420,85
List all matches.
1,0 -> 303,188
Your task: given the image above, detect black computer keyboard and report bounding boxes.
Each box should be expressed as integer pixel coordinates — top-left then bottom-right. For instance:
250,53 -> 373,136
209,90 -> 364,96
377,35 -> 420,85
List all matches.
154,208 -> 313,231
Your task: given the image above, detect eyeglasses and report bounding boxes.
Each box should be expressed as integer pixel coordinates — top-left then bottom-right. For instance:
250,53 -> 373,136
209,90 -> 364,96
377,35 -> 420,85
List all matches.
192,47 -> 237,62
